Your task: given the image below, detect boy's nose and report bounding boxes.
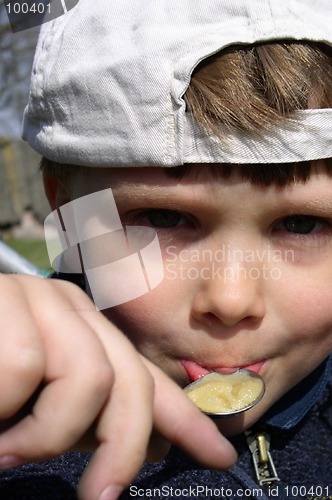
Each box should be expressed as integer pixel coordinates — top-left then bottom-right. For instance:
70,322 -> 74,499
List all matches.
191,262 -> 265,328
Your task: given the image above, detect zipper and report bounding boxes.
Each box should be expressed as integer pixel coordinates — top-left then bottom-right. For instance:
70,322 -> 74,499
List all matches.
246,430 -> 281,487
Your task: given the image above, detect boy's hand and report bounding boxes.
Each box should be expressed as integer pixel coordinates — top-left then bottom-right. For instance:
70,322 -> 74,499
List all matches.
0,275 -> 236,500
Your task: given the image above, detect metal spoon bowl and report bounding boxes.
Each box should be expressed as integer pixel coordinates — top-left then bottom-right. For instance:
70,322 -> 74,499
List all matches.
184,369 -> 265,418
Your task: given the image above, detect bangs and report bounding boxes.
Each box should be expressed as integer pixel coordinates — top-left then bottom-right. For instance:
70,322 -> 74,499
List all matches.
165,161 -> 332,187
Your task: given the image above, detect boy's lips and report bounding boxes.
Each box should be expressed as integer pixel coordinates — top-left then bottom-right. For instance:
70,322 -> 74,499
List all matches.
181,359 -> 266,382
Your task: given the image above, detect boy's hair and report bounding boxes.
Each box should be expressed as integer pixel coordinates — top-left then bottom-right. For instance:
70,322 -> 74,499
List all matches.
184,41 -> 332,136
41,40 -> 332,188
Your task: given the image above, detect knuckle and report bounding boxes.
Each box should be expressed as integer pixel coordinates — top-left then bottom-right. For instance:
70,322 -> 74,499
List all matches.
0,275 -> 27,304
9,348 -> 45,381
52,278 -> 94,306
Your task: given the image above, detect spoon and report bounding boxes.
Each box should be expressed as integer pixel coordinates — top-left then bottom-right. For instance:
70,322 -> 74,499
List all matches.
184,369 -> 265,418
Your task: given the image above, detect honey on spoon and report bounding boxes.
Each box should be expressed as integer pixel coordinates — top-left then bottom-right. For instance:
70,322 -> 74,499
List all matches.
184,369 -> 265,417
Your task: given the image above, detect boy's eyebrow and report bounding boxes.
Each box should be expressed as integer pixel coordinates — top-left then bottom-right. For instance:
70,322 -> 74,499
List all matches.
111,179 -> 332,212
278,196 -> 332,214
112,185 -> 201,206
110,179 -> 213,209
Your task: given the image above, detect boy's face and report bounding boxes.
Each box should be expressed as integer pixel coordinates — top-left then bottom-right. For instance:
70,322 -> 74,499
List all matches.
71,162 -> 332,434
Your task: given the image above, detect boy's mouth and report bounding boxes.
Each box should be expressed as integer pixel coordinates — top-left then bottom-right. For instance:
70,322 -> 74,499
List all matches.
181,359 -> 266,382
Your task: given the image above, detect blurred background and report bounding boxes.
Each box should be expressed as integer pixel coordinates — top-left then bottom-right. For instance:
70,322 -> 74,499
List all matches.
0,0 -> 50,268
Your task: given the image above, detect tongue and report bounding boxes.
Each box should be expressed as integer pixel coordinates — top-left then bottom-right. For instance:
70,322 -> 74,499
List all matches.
182,359 -> 241,381
181,360 -> 210,381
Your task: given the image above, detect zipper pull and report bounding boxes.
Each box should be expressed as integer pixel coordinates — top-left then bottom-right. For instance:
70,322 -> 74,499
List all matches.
246,430 -> 280,487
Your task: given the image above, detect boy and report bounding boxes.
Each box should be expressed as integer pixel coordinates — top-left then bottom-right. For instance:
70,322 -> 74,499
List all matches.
1,0 -> 332,499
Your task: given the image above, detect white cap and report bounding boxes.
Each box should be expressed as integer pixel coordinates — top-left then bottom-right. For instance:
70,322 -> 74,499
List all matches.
22,0 -> 332,167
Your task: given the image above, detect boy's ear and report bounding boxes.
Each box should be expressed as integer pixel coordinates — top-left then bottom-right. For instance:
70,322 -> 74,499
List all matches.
43,174 -> 70,210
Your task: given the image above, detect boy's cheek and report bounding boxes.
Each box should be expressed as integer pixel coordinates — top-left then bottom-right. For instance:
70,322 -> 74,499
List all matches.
284,310 -> 332,361
279,271 -> 332,329
103,298 -> 166,345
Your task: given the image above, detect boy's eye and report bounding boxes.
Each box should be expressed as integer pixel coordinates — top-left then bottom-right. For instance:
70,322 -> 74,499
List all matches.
144,209 -> 183,228
281,215 -> 318,234
273,215 -> 332,238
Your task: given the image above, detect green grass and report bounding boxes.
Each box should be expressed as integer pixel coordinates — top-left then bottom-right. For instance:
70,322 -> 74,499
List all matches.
6,238 -> 52,271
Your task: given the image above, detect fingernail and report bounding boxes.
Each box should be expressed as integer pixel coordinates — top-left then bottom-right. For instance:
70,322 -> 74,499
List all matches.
98,485 -> 123,500
0,455 -> 24,469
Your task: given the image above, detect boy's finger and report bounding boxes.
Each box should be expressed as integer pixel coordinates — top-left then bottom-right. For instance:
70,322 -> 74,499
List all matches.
0,278 -> 45,419
0,316 -> 44,419
0,314 -> 114,461
77,337 -> 154,500
144,358 -> 238,470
